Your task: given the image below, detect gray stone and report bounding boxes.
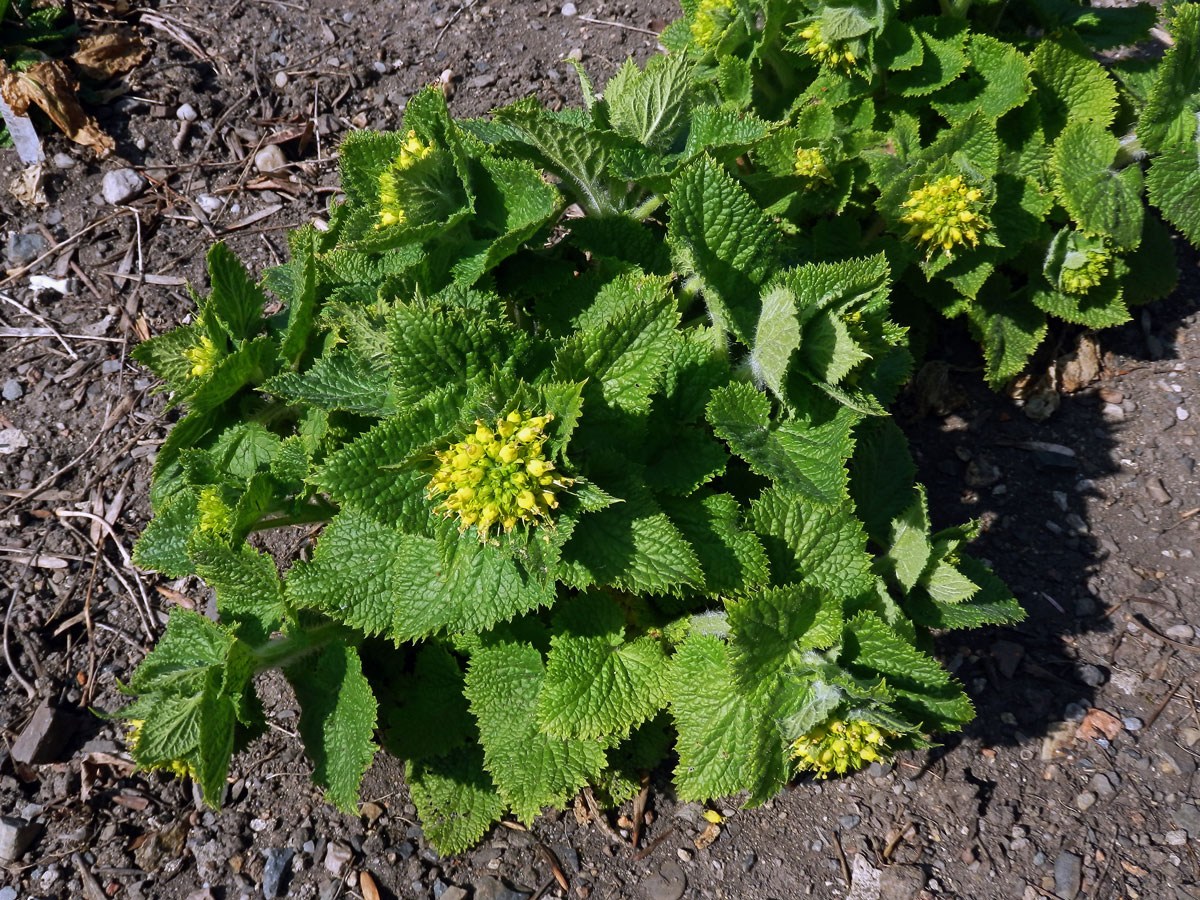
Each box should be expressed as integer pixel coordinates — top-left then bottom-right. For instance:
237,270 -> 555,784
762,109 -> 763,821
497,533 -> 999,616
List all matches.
1166,624 -> 1194,641
1075,791 -> 1097,811
262,847 -> 293,898
52,152 -> 75,169
839,814 -> 861,829
255,144 -> 288,173
1124,717 -> 1144,732
323,841 -> 353,876
1077,664 -> 1106,687
101,168 -> 147,205
474,876 -> 532,900
1090,773 -> 1115,796
639,862 -> 685,900
879,864 -> 926,900
992,640 -> 1024,678
0,817 -> 40,863
1053,851 -> 1083,899
176,103 -> 198,122
1165,830 -> 1187,846
561,2 -> 578,14
11,700 -> 72,764
5,231 -> 48,267
441,889 -> 468,900
101,359 -> 123,375
2,379 -> 23,401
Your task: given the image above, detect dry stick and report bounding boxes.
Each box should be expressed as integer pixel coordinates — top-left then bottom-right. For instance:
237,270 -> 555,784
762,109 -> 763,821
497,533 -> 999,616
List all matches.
631,824 -> 676,862
831,829 -> 852,889
0,292 -> 78,360
2,539 -> 42,698
1134,615 -> 1200,654
578,15 -> 660,36
1144,679 -> 1185,732
0,211 -> 130,288
55,511 -> 156,641
0,327 -> 125,343
432,0 -> 479,50
182,93 -> 253,194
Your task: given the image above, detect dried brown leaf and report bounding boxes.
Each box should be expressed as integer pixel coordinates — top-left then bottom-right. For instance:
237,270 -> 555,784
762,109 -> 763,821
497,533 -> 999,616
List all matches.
71,31 -> 150,80
0,60 -> 114,157
1076,708 -> 1122,742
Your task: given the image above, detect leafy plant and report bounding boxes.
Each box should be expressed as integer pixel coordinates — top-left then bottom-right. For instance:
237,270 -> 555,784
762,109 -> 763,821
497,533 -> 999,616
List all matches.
0,0 -> 75,145
121,51 -> 1024,852
665,0 -> 1200,385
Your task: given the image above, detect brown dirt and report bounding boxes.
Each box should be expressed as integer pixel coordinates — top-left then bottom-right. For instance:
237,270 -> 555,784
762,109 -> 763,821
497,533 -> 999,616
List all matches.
1,3 -> 1198,900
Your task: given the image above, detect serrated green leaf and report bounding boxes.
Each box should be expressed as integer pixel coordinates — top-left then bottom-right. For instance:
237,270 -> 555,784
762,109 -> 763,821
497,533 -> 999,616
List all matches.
932,34 -> 1032,124
287,640 -> 377,812
407,746 -> 506,855
279,241 -> 318,367
885,486 -> 932,593
606,53 -> 694,151
717,56 -> 753,107
667,156 -> 779,342
131,324 -> 205,391
907,555 -> 1025,629
263,351 -> 394,417
385,641 -> 472,761
313,390 -> 461,532
194,680 -> 237,806
842,612 -> 973,728
559,486 -> 703,593
186,336 -> 277,415
661,492 -> 769,597
286,508 -> 407,638
133,490 -> 198,578
388,302 -> 524,405
189,532 -> 285,644
728,584 -> 843,690
1146,147 -> 1200,245
209,422 -> 282,481
669,633 -> 754,801
1031,284 -> 1130,328
1137,3 -> 1200,153
889,17 -> 968,98
849,417 -> 917,545
537,593 -> 669,740
1031,40 -> 1118,136
205,242 -> 266,342
748,284 -> 800,400
922,555 -> 979,605
1051,120 -> 1144,249
966,281 -> 1048,387
553,281 -> 679,414
707,382 -> 855,507
466,641 -> 606,823
129,607 -> 234,694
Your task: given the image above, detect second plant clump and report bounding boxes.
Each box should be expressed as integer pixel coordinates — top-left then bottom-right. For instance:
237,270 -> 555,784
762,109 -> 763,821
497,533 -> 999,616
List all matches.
113,0 -> 1200,854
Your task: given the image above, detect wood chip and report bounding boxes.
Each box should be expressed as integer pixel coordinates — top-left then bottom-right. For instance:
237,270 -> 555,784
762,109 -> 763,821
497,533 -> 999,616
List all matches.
1076,708 -> 1122,742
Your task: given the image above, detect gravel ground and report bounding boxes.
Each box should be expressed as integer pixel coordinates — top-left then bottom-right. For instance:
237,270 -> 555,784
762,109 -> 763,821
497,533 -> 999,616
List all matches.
1,3 -> 1198,900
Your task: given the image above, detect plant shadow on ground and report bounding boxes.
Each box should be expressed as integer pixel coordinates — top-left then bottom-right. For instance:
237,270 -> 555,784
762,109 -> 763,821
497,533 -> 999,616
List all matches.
898,240 -> 1199,765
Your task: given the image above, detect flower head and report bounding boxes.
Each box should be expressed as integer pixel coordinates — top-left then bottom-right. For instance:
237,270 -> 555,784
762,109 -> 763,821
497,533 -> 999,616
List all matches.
791,718 -> 894,778
793,146 -> 832,185
797,22 -> 856,69
183,335 -> 219,378
899,174 -> 989,257
691,0 -> 736,49
377,130 -> 435,228
1059,246 -> 1110,295
126,719 -> 196,780
428,409 -> 569,540
197,487 -> 233,535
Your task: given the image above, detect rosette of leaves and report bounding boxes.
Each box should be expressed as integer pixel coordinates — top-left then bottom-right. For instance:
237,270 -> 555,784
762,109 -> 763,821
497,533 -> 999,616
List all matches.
665,0 -> 1199,387
122,58 -> 1021,855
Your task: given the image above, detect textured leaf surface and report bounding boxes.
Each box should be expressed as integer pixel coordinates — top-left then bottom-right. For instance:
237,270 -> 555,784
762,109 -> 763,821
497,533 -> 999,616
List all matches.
606,54 -> 693,150
1031,41 -> 1118,135
661,492 -> 769,597
849,417 -> 917,545
467,641 -> 606,823
667,157 -> 778,342
669,634 -> 753,801
287,640 -> 377,812
206,242 -> 266,342
1147,148 -> 1200,245
189,533 -> 285,644
932,34 -> 1031,123
263,352 -> 394,416
707,383 -> 855,506
537,593 -> 669,739
1052,120 -> 1144,249
407,747 -> 507,855
728,584 -> 843,690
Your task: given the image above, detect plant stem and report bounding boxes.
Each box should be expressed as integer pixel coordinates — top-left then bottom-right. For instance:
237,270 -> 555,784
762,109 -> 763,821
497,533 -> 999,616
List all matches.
249,498 -> 337,532
251,622 -> 347,673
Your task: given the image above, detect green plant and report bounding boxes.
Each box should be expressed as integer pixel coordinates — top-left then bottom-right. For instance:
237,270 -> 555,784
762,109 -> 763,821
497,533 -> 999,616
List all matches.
665,0 -> 1200,385
121,56 -> 1024,854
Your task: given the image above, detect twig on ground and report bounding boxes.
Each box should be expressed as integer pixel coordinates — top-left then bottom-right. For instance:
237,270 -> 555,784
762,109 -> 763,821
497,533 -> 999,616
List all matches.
432,0 -> 479,50
3,537 -> 45,698
55,515 -> 157,641
0,212 -> 131,288
0,292 -> 78,359
578,15 -> 660,36
1134,615 -> 1200,654
582,786 -> 626,845
1144,679 -> 1184,731
0,327 -> 125,343
631,824 -> 676,862
832,828 -> 852,889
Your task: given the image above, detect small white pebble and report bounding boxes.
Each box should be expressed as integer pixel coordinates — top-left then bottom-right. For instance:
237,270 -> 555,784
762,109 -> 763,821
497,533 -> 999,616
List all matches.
562,1 -> 578,14
176,102 -> 198,122
1165,830 -> 1187,846
1177,407 -> 1190,421
274,72 -> 289,88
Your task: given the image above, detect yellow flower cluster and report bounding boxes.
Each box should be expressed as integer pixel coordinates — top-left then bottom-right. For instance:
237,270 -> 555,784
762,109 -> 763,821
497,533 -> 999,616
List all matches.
377,130 -> 435,228
793,146 -> 831,184
691,0 -> 736,48
126,719 -> 196,780
427,410 -> 568,539
898,174 -> 988,257
197,487 -> 233,534
791,718 -> 891,778
1059,248 -> 1110,295
183,335 -> 219,378
798,23 -> 855,68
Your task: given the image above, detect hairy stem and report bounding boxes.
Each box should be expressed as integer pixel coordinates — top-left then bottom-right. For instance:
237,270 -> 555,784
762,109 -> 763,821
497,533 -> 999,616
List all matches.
251,622 -> 348,672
